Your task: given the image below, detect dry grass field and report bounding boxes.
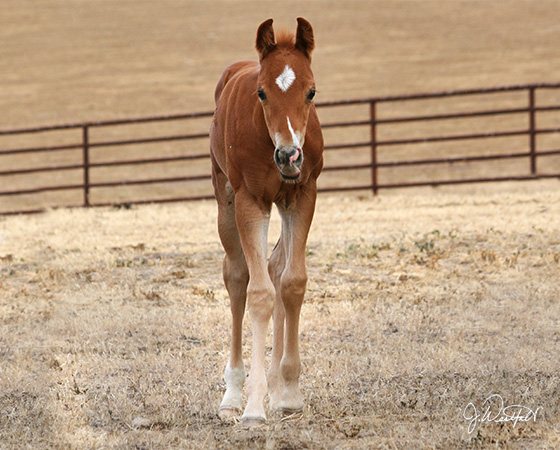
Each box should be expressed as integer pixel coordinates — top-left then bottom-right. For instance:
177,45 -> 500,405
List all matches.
1,1 -> 560,449
1,184 -> 560,449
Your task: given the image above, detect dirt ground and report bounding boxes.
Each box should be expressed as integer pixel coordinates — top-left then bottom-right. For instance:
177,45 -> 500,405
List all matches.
1,183 -> 560,449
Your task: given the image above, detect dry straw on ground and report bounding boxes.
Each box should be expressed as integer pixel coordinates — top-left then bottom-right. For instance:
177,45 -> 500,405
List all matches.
1,182 -> 559,449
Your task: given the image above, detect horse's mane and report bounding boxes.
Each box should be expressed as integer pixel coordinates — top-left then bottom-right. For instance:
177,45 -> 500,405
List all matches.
275,29 -> 296,50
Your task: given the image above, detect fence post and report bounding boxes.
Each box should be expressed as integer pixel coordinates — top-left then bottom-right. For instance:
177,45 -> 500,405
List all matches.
83,125 -> 90,207
370,100 -> 378,194
528,86 -> 537,175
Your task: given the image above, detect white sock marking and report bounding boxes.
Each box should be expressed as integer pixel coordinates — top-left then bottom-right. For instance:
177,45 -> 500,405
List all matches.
220,363 -> 246,410
276,65 -> 296,92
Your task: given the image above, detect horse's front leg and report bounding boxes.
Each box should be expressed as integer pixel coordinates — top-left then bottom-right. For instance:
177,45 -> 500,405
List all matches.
234,188 -> 275,427
213,168 -> 248,421
276,183 -> 317,414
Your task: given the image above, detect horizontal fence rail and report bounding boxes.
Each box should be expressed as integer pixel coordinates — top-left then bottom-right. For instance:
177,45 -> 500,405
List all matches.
317,83 -> 560,194
1,83 -> 560,215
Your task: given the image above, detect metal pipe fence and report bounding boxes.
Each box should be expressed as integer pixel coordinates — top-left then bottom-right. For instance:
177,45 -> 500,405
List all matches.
1,83 -> 559,215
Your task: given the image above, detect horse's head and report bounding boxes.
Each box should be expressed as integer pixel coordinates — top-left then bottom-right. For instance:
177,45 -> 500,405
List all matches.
255,18 -> 316,182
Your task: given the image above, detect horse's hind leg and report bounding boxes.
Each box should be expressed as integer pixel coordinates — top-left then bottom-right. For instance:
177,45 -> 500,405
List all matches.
213,167 -> 249,420
267,237 -> 286,411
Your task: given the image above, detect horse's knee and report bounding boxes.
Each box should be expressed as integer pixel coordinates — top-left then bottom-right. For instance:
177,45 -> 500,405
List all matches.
247,281 -> 275,320
223,256 -> 248,286
281,272 -> 307,305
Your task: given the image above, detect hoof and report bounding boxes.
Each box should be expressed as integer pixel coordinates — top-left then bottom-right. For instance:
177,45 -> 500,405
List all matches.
280,407 -> 303,417
218,406 -> 241,422
241,416 -> 266,428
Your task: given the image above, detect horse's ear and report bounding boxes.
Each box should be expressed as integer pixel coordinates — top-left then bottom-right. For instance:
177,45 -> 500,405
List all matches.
256,18 -> 276,61
295,17 -> 315,60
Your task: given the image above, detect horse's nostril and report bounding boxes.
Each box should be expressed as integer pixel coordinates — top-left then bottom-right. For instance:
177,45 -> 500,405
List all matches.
276,147 -> 301,166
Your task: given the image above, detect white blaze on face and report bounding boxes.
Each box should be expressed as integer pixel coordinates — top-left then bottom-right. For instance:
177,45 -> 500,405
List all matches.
275,65 -> 296,92
286,116 -> 301,149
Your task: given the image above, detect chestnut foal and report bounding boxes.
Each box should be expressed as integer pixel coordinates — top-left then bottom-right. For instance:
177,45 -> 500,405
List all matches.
210,18 -> 323,427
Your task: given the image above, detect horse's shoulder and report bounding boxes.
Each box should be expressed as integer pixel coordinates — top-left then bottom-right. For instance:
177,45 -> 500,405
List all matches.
215,61 -> 258,104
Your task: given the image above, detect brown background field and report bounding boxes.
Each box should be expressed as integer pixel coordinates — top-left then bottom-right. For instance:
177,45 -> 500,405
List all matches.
1,0 -> 560,212
1,1 -> 560,449
2,0 -> 560,125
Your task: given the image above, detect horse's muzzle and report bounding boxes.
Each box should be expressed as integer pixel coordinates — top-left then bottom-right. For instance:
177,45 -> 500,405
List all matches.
274,146 -> 303,181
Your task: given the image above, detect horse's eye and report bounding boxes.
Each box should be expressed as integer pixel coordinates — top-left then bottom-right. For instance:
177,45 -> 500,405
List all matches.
257,89 -> 267,101
307,88 -> 316,101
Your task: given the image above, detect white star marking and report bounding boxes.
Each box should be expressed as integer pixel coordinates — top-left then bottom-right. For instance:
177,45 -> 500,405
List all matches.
275,65 -> 296,92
